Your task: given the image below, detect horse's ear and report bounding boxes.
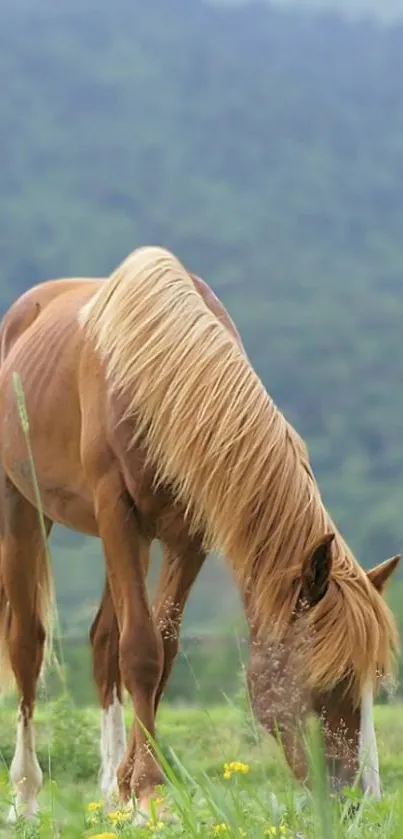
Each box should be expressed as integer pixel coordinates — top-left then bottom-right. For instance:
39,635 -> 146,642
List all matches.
301,533 -> 335,607
367,555 -> 401,593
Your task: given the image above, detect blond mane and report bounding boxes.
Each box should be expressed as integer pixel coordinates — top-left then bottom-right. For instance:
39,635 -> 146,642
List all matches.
80,245 -> 398,705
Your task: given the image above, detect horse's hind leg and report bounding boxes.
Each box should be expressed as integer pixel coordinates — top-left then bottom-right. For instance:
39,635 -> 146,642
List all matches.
0,477 -> 53,821
90,577 -> 127,808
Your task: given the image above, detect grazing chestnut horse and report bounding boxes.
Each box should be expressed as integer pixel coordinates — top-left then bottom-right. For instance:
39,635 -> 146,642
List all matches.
0,246 -> 400,825
0,265 -> 242,823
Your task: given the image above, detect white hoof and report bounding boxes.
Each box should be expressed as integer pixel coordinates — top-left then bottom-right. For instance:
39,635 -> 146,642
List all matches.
8,708 -> 42,824
99,686 -> 127,810
6,805 -> 17,824
7,796 -> 39,823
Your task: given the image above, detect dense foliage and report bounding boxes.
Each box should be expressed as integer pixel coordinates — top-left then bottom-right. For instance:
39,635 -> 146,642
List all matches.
1,0 -> 403,636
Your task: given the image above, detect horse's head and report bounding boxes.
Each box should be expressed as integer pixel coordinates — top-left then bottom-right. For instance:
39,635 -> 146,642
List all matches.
247,534 -> 400,800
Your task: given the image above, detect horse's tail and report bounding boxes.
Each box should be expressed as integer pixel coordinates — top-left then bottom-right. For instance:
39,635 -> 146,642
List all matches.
0,517 -> 55,697
34,532 -> 56,687
0,294 -> 57,695
0,561 -> 14,692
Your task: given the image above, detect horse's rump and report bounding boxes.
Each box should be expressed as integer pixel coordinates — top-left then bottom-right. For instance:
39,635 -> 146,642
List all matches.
0,278 -> 102,368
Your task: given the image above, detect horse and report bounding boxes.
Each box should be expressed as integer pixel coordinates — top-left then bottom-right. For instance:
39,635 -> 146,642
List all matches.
0,265 -> 243,822
0,245 -> 399,825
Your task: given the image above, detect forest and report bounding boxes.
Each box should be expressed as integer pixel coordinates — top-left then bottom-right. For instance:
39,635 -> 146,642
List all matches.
233,0 -> 403,22
1,0 -> 403,677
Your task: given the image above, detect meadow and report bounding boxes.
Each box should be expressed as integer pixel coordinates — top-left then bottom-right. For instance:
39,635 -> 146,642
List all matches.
1,694 -> 403,839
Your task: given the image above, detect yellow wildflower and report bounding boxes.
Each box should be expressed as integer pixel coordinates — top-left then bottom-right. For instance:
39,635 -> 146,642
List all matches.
146,819 -> 164,831
213,824 -> 228,836
223,761 -> 250,779
264,826 -> 288,836
87,833 -> 118,839
108,808 -> 131,824
87,801 -> 104,812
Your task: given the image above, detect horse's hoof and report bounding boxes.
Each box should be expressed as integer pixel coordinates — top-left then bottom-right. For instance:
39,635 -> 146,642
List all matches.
7,799 -> 39,823
6,806 -> 17,825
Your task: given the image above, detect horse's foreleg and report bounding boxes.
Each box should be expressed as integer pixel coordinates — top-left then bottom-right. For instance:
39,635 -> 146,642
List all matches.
90,578 -> 127,808
92,469 -> 165,823
152,543 -> 206,712
1,480 -> 53,822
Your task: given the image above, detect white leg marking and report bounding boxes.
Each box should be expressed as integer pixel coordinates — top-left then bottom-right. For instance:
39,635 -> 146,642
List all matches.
99,708 -> 109,790
99,685 -> 127,806
359,683 -> 381,800
7,709 -> 43,822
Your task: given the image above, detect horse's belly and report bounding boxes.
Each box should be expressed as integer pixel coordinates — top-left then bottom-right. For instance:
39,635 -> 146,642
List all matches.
0,399 -> 98,535
33,485 -> 98,536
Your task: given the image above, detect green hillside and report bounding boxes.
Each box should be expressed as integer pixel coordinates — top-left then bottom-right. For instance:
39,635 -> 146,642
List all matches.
1,0 -> 403,637
218,0 -> 403,22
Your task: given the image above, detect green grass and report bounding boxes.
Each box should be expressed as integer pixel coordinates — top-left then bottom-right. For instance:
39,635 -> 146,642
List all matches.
1,697 -> 403,838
